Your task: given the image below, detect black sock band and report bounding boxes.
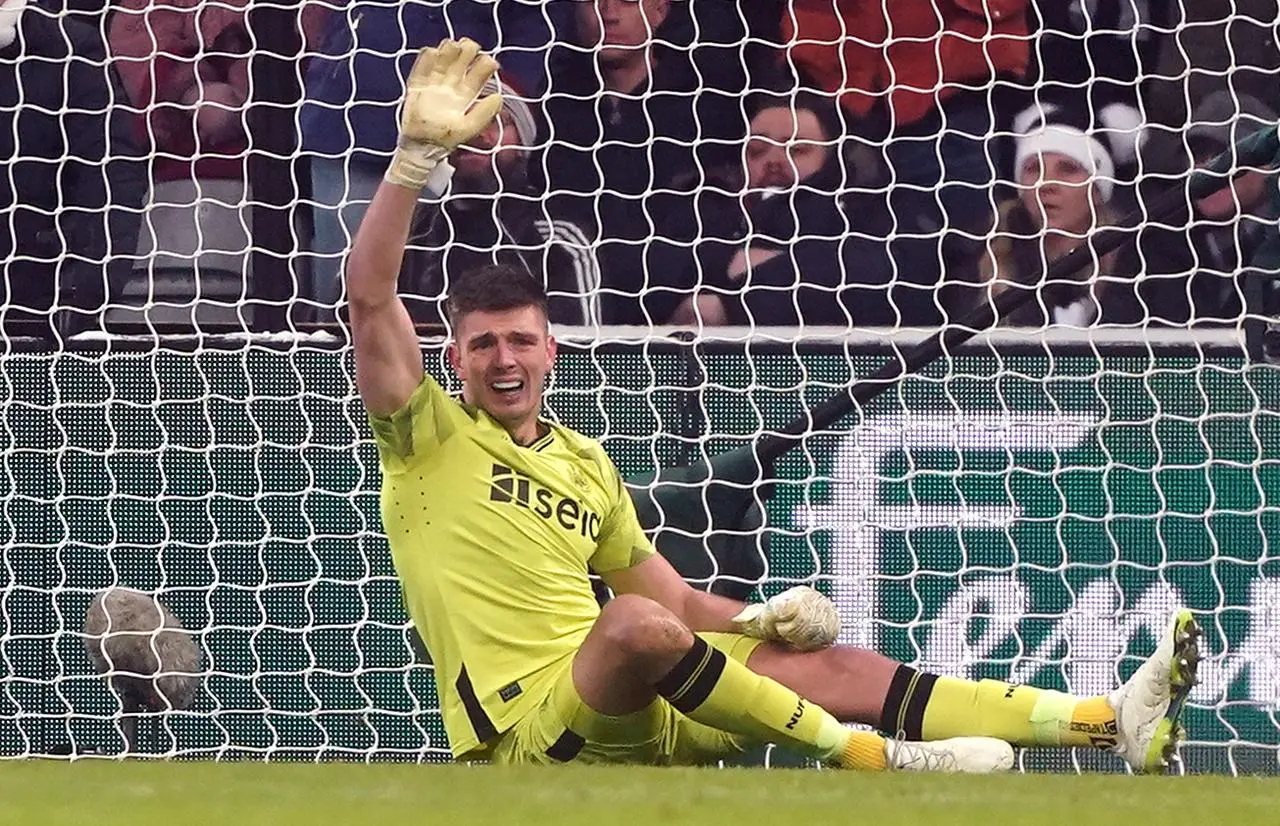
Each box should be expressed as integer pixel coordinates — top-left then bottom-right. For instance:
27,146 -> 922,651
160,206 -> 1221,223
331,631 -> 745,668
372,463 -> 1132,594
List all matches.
654,635 -> 728,714
878,664 -> 938,741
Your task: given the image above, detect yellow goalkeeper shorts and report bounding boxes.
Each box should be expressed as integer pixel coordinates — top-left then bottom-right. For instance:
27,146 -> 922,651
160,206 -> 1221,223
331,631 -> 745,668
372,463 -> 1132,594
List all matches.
486,632 -> 764,766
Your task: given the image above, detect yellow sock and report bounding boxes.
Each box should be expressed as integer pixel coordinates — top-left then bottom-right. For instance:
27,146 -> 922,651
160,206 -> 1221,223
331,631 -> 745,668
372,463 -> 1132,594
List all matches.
655,636 -> 887,768
1066,696 -> 1120,748
878,666 -> 1117,749
840,731 -> 889,770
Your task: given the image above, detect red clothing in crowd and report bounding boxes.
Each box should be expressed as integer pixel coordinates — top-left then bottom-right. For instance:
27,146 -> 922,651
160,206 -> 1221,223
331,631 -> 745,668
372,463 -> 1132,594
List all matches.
108,0 -> 329,182
782,0 -> 1031,128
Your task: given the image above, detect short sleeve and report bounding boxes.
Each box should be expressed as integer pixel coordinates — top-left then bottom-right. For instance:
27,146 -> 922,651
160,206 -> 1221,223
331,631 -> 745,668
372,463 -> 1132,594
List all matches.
588,455 -> 656,575
367,374 -> 470,475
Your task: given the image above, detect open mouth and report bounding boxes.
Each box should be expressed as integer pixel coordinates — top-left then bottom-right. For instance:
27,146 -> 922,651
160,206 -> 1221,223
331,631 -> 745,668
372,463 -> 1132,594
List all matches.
490,379 -> 525,397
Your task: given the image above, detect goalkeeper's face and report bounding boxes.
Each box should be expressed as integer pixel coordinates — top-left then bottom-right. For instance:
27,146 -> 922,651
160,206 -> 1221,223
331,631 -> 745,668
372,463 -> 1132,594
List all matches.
448,305 -> 556,434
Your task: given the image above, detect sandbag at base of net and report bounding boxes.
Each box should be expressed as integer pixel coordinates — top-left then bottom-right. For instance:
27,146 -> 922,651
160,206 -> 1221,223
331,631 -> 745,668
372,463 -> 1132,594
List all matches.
83,587 -> 203,755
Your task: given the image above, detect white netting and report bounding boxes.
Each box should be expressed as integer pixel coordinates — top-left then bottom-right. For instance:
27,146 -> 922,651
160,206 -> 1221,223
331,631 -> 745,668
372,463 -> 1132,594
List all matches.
2,0 -> 1278,771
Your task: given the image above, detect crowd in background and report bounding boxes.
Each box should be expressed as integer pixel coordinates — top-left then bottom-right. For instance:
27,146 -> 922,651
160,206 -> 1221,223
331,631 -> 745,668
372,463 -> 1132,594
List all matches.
4,0 -> 1280,336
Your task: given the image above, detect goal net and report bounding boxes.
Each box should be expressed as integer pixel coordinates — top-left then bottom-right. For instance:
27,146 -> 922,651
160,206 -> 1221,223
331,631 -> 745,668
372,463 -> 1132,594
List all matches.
3,0 -> 1279,773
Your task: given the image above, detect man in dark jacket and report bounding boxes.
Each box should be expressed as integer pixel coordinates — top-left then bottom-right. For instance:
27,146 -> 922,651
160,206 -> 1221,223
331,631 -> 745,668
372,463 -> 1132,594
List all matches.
1,0 -> 146,337
1117,91 -> 1280,326
538,0 -> 749,325
399,75 -> 600,328
645,92 -> 895,328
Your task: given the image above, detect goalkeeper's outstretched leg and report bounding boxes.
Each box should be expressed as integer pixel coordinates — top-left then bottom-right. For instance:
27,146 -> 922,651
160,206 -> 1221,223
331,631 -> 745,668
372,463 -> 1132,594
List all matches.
493,593 -> 1014,773
745,607 -> 1202,774
497,594 -> 1200,774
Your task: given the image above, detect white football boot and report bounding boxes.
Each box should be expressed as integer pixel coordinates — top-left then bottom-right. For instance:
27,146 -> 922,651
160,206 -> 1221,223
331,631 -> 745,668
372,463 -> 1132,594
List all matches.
1108,608 -> 1202,774
885,737 -> 1016,773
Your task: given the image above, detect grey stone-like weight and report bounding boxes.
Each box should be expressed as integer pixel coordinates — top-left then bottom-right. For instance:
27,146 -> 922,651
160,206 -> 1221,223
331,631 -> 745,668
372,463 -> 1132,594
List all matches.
83,587 -> 202,714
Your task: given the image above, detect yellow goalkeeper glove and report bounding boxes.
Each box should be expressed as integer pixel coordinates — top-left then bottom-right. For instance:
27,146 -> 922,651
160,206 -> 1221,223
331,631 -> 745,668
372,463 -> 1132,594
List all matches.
385,37 -> 504,191
732,586 -> 840,652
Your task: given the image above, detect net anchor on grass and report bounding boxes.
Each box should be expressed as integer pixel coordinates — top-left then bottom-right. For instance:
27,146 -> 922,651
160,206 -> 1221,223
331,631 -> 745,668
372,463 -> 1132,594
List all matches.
83,587 -> 203,755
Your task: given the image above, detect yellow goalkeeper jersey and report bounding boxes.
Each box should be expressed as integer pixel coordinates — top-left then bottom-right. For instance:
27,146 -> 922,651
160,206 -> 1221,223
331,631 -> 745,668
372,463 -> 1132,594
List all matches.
368,373 -> 655,758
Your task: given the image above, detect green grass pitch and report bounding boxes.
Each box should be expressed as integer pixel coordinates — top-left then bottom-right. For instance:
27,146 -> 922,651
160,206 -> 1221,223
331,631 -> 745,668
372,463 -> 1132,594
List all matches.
4,762 -> 1277,826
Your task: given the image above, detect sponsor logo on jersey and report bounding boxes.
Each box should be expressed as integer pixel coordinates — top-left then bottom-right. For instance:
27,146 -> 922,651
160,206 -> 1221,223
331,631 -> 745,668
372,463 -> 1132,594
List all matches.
490,463 -> 602,541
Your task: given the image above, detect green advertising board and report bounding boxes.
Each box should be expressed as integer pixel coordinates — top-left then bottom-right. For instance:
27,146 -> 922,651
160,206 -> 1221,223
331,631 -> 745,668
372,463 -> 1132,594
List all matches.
1,335 -> 1276,773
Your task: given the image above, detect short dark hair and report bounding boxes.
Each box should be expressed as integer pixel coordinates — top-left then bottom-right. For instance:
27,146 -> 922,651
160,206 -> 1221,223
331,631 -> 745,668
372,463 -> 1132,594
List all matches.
444,263 -> 550,328
746,89 -> 845,142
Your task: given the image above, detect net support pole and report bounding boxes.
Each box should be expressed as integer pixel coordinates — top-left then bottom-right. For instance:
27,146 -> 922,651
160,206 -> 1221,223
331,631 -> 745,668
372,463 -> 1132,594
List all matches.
246,0 -> 306,333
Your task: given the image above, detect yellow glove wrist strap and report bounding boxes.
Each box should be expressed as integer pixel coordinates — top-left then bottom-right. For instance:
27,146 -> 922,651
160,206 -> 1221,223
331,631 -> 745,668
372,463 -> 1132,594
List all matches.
384,139 -> 451,191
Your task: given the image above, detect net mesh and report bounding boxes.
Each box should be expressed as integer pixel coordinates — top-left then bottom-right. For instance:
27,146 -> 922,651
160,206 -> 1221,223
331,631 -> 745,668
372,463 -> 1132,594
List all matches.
2,0 -> 1278,771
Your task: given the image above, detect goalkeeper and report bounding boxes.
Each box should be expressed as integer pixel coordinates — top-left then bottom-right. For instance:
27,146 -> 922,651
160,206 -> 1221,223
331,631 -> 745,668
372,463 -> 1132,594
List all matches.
346,37 -> 1201,772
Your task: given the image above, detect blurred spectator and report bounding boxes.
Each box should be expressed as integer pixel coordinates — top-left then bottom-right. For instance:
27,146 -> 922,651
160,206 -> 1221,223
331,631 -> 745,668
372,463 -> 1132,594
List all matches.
1122,92 -> 1280,325
1144,0 -> 1279,156
1030,0 -> 1171,91
301,0 -> 572,318
949,99 -> 1143,327
105,0 -> 329,333
651,92 -> 891,327
666,0 -> 789,101
400,74 -> 600,327
1,0 -> 146,336
44,0 -> 108,32
108,0 -> 254,182
1014,1 -> 1171,172
780,0 -> 1032,326
539,0 -> 750,325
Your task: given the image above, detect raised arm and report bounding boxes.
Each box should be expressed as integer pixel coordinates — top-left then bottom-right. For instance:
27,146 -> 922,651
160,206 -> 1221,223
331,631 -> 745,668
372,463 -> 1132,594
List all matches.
345,38 -> 502,417
346,182 -> 425,416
